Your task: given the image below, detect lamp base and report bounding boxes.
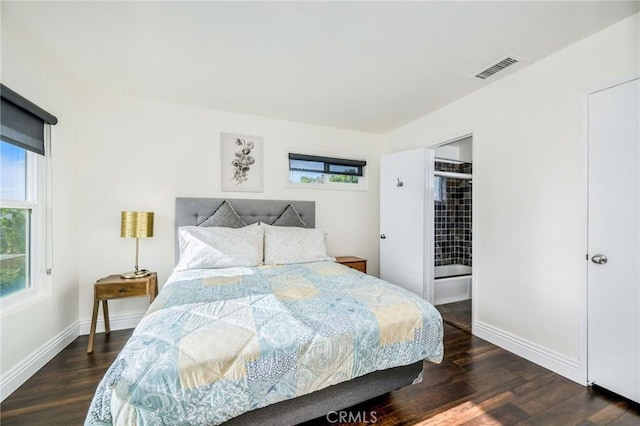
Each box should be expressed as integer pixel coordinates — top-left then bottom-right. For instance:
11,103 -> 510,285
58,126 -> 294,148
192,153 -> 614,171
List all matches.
120,269 -> 151,279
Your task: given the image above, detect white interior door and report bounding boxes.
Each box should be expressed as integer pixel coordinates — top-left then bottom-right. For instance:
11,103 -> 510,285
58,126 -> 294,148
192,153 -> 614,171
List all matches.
587,78 -> 640,403
380,148 -> 426,298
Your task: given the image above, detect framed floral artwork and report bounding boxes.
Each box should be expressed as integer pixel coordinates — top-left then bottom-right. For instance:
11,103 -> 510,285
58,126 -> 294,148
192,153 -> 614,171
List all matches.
220,133 -> 264,192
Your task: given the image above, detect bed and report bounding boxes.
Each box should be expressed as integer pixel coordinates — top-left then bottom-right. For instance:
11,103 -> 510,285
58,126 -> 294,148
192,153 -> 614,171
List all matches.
86,198 -> 444,425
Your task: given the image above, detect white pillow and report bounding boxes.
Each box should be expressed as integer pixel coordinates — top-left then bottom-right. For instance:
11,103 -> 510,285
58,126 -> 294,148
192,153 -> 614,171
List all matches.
176,225 -> 264,270
263,224 -> 335,265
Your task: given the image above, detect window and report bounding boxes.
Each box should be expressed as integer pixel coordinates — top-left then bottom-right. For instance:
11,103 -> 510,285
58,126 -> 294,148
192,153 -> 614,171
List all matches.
1,142 -> 33,297
288,153 -> 367,190
0,85 -> 57,302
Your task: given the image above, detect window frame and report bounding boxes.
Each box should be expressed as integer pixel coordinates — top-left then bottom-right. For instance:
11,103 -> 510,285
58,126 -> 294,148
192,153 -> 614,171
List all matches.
0,85 -> 56,311
287,152 -> 369,191
0,144 -> 47,309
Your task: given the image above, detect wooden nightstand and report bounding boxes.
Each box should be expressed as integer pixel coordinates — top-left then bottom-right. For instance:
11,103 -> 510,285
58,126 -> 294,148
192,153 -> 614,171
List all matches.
87,272 -> 158,353
335,256 -> 367,274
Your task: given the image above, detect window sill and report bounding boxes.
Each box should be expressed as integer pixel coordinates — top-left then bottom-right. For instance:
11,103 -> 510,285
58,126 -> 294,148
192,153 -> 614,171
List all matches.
0,277 -> 51,318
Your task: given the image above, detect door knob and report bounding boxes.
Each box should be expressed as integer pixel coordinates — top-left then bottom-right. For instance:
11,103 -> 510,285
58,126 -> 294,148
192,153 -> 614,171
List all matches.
380,234 -> 386,239
591,254 -> 608,265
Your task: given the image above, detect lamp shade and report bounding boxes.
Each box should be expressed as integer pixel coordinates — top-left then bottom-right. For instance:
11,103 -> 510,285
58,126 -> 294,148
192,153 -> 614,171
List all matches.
121,211 -> 154,238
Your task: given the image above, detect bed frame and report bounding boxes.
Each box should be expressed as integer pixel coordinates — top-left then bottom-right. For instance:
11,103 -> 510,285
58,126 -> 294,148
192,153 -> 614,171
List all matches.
175,197 -> 424,425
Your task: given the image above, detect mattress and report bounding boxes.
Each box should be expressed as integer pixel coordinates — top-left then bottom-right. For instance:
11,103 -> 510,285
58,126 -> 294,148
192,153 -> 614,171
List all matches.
85,261 -> 444,425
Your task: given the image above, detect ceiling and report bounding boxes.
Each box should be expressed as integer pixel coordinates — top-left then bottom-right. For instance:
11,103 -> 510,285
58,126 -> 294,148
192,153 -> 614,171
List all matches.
2,1 -> 639,134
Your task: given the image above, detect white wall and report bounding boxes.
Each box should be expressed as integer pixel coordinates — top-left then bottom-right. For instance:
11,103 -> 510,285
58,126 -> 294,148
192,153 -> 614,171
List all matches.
0,19 -> 80,390
457,139 -> 473,163
434,137 -> 473,163
433,144 -> 460,162
384,14 -> 639,381
75,93 -> 383,329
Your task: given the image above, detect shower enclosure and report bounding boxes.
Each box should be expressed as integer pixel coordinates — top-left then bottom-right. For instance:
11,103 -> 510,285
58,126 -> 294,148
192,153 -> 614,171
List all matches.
433,159 -> 472,305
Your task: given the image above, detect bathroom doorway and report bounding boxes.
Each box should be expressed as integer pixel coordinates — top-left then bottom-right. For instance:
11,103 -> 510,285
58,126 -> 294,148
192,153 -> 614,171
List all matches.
430,136 -> 473,332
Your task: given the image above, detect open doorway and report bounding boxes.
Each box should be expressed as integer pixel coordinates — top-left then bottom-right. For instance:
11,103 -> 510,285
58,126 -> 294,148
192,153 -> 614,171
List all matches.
429,136 -> 473,332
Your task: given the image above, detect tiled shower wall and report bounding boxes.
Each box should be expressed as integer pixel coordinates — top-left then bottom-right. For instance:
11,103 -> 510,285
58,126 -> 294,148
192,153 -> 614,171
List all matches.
435,161 -> 472,267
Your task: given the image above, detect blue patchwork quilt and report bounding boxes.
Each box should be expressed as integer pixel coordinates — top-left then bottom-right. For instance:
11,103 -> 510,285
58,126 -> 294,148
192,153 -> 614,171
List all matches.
86,261 -> 443,425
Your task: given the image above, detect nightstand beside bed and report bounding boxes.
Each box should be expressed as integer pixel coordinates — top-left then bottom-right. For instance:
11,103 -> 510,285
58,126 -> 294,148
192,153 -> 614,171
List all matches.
335,256 -> 367,274
87,272 -> 158,353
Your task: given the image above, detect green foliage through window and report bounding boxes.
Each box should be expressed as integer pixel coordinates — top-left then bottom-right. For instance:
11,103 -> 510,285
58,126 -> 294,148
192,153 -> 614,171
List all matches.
0,208 -> 29,297
329,174 -> 359,184
299,175 -> 323,183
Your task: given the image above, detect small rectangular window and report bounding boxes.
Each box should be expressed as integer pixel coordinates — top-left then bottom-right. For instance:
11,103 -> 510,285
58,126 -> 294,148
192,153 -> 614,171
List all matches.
288,153 -> 367,190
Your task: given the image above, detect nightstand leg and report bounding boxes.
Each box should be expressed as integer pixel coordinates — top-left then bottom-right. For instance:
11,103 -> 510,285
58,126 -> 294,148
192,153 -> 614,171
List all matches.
102,300 -> 111,335
149,274 -> 158,303
87,300 -> 99,353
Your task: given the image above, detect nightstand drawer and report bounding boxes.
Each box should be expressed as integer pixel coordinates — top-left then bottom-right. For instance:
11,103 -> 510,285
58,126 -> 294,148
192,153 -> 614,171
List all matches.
95,282 -> 148,299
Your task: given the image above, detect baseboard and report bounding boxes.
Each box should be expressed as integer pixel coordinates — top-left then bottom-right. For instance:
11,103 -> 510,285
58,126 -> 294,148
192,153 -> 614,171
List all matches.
78,312 -> 144,335
474,320 -> 582,384
0,321 -> 79,402
0,313 -> 144,402
435,295 -> 471,305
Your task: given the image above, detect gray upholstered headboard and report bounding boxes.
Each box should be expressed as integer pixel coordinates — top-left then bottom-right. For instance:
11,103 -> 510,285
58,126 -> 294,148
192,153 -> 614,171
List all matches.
175,198 -> 315,261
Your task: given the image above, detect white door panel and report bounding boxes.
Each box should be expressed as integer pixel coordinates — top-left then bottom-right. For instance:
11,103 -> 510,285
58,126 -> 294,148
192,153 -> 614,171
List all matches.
587,78 -> 640,403
380,149 -> 426,298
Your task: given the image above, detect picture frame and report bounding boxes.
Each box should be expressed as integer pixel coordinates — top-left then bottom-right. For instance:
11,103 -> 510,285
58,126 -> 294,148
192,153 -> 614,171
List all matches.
220,133 -> 264,192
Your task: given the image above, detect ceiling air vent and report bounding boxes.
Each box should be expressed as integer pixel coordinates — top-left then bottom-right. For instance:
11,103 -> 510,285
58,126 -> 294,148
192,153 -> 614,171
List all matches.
474,56 -> 521,80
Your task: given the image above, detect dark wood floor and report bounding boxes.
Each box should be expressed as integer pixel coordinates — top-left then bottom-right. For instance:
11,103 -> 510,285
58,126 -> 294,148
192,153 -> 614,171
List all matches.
0,329 -> 128,425
2,325 -> 639,425
436,299 -> 472,333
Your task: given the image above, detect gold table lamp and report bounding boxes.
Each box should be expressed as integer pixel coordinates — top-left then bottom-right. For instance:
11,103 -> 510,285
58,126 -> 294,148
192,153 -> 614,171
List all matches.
120,211 -> 154,279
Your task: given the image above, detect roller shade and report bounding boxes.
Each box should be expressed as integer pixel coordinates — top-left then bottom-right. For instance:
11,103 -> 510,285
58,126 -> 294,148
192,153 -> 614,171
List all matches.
1,84 -> 57,156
